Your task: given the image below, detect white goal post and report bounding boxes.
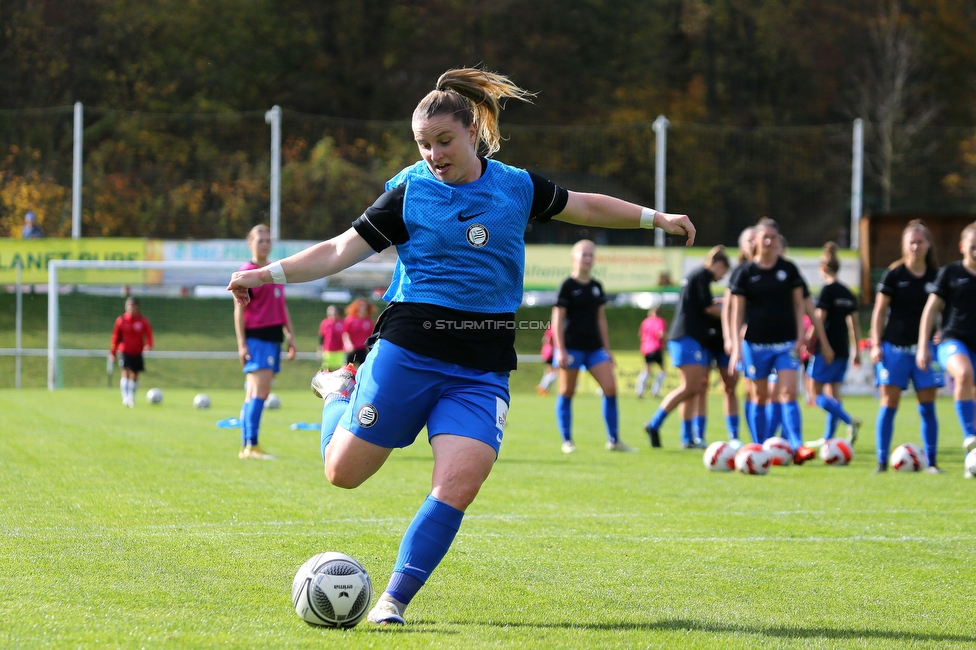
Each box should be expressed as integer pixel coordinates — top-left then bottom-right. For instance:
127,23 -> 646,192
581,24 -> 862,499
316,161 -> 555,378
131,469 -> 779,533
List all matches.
45,258 -> 396,390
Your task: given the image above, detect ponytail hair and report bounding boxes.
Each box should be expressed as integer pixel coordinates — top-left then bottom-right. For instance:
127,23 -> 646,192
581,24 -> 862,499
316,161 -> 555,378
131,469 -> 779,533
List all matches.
414,68 -> 535,157
704,245 -> 729,269
820,242 -> 840,274
737,227 -> 756,264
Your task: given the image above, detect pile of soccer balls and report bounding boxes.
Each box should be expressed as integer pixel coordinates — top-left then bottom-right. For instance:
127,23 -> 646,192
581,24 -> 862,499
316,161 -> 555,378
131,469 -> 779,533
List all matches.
704,437 -> 853,475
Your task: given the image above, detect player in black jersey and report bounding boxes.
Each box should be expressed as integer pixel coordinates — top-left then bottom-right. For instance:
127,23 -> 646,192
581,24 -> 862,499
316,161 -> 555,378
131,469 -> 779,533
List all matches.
918,222 -> 976,465
870,220 -> 943,472
728,218 -> 819,463
644,246 -> 730,447
805,243 -> 862,446
552,240 -> 638,452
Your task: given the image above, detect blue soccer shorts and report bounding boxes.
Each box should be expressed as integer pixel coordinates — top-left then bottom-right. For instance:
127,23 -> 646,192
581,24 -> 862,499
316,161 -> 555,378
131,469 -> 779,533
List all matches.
741,341 -> 799,380
937,339 -> 976,373
808,354 -> 849,385
875,341 -> 943,390
667,336 -> 708,368
562,347 -> 612,371
243,338 -> 281,374
338,339 -> 510,454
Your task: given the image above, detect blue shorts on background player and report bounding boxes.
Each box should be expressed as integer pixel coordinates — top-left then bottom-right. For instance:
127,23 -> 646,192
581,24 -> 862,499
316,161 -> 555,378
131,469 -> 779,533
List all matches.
645,247 -> 730,449
918,221 -> 976,464
869,219 -> 942,473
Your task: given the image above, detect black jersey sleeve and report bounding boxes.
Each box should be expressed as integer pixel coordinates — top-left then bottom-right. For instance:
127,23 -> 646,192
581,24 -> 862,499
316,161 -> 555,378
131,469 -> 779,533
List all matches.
555,277 -> 574,308
877,267 -> 899,296
527,171 -> 569,223
352,184 -> 408,253
728,263 -> 749,296
927,264 -> 951,298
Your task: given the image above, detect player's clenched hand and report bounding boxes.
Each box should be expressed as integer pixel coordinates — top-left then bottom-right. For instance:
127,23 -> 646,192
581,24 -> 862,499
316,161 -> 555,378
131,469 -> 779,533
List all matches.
227,270 -> 262,306
654,212 -> 697,247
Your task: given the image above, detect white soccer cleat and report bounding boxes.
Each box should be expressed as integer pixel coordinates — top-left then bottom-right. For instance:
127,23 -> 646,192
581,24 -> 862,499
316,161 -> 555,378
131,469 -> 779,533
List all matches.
366,599 -> 405,626
846,419 -> 862,445
805,438 -> 827,448
965,435 -> 976,453
561,441 -> 576,454
311,363 -> 357,400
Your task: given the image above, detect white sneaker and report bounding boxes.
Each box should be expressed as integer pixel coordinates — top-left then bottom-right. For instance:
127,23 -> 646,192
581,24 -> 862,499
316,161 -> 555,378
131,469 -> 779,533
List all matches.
606,440 -> 639,452
561,441 -> 576,454
367,600 -> 405,626
965,435 -> 976,453
311,363 -> 357,400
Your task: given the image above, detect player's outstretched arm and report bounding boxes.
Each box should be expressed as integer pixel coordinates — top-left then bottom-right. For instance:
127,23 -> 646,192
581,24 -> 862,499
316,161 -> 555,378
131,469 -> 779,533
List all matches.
228,228 -> 374,304
555,191 -> 696,246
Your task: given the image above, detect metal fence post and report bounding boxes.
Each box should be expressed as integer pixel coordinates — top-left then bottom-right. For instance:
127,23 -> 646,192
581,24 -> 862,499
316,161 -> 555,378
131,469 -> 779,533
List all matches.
652,115 -> 669,248
265,106 -> 282,241
850,118 -> 864,250
72,102 -> 83,239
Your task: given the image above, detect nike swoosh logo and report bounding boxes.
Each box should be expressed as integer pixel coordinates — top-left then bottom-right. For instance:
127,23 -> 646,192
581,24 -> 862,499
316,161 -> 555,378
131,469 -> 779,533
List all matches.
458,210 -> 487,222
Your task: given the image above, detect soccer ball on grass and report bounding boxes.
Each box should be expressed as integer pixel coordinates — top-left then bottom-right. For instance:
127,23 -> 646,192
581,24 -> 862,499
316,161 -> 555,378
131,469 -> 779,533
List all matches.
292,552 -> 372,628
703,441 -> 735,472
964,449 -> 976,478
193,393 -> 211,409
735,444 -> 771,475
890,443 -> 928,472
266,393 -> 281,409
146,388 -> 163,404
820,439 -> 853,465
762,436 -> 794,466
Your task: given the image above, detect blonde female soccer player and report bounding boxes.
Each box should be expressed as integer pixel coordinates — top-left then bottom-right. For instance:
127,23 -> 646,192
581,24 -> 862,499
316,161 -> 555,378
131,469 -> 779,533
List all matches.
228,67 -> 695,626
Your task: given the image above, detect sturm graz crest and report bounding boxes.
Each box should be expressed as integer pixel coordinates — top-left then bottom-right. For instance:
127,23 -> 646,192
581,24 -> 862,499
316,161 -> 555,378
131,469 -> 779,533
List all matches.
465,224 -> 489,247
357,404 -> 378,428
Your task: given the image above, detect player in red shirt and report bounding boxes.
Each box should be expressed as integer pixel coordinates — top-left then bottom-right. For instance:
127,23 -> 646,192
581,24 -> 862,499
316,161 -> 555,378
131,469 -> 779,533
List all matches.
110,297 -> 154,407
319,305 -> 346,371
342,298 -> 376,367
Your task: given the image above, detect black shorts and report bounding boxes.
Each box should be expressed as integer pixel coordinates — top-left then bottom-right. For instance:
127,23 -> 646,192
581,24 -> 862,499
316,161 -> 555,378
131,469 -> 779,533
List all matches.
347,348 -> 368,365
119,353 -> 145,373
644,350 -> 664,366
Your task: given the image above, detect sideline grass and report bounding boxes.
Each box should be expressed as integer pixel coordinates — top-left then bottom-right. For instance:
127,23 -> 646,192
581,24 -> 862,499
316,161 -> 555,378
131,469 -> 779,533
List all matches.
2,386 -> 974,649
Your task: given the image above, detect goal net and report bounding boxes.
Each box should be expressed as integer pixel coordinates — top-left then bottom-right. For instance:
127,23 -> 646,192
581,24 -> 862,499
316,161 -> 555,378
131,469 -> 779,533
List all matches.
45,259 -> 394,390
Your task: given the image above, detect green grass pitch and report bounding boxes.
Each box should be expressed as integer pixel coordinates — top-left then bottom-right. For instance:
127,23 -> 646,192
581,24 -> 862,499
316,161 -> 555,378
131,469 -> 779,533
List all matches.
2,377 -> 975,648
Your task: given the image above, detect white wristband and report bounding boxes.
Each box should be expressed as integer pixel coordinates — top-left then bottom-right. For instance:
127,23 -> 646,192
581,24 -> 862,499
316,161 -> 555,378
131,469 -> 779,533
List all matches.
640,207 -> 658,229
268,261 -> 287,284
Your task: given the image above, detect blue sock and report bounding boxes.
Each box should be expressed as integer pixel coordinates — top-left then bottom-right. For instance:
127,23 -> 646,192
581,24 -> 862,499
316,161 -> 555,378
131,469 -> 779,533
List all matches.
746,402 -> 767,444
954,399 -> 976,439
387,495 -> 464,605
726,414 -> 739,440
602,395 -> 618,443
556,395 -> 572,442
919,402 -> 939,467
695,416 -> 706,443
240,400 -> 250,447
876,406 -> 897,464
648,407 -> 669,431
320,397 -> 350,460
824,413 -> 838,440
247,397 -> 265,446
766,402 -> 783,439
680,419 -> 694,445
782,400 -> 803,450
815,394 -> 852,425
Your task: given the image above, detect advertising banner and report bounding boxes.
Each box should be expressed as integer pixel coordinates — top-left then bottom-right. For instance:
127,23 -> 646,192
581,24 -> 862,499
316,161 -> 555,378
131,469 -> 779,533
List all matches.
524,245 -> 684,292
0,238 -> 152,284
